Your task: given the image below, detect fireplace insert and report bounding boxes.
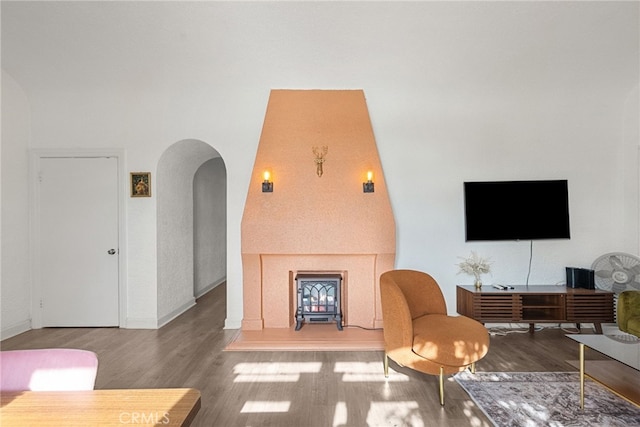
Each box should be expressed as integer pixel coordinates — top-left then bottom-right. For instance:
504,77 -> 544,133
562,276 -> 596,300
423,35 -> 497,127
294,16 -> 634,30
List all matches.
295,273 -> 343,331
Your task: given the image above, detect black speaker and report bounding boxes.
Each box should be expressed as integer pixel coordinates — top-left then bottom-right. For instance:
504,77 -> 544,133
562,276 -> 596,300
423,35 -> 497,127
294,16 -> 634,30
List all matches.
565,267 -> 595,289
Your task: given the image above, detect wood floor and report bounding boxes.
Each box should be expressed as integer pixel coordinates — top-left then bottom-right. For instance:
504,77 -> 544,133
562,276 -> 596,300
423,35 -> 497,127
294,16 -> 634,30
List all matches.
1,283 -> 611,427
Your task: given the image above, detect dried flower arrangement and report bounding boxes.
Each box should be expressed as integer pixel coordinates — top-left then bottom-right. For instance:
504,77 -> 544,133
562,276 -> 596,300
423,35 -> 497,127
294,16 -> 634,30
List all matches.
457,251 -> 492,288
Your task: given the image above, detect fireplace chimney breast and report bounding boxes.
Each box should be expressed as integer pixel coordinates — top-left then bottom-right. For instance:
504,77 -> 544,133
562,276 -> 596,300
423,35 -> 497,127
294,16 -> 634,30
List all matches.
241,90 -> 396,331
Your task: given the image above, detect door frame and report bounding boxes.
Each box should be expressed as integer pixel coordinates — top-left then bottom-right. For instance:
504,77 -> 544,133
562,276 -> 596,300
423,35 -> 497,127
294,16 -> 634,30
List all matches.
29,148 -> 127,328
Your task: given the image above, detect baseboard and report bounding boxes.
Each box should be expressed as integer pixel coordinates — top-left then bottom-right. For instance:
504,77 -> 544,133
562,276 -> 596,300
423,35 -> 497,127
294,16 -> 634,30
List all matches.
195,277 -> 226,299
125,317 -> 159,329
225,317 -> 242,329
1,319 -> 32,340
157,298 -> 196,328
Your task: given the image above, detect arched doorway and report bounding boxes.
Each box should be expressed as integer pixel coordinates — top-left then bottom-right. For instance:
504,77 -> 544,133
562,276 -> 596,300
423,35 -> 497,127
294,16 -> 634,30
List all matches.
156,139 -> 227,326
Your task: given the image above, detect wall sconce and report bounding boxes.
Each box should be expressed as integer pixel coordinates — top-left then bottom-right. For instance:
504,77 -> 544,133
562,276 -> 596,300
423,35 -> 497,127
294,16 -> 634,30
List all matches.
363,171 -> 374,193
262,170 -> 273,193
312,146 -> 328,177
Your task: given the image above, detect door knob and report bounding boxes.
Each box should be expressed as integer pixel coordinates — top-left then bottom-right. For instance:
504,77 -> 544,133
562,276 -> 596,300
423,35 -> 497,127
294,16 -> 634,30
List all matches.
107,249 -> 117,255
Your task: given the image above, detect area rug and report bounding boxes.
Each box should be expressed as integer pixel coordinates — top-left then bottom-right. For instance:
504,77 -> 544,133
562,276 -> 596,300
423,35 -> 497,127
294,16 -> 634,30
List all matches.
455,371 -> 640,427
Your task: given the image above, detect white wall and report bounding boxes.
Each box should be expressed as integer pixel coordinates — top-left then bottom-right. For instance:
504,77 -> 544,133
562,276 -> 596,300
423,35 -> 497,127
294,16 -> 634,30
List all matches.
1,70 -> 32,338
1,2 -> 638,334
622,86 -> 640,253
194,157 -> 227,298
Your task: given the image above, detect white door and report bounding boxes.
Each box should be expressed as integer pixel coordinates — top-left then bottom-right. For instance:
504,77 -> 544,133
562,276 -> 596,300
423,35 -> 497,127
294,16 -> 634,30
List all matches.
38,157 -> 119,326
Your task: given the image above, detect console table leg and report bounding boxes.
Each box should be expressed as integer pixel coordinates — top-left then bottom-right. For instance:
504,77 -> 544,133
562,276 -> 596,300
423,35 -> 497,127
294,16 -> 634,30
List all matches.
579,343 -> 585,409
594,323 -> 603,334
529,323 -> 534,334
439,367 -> 444,406
384,353 -> 389,378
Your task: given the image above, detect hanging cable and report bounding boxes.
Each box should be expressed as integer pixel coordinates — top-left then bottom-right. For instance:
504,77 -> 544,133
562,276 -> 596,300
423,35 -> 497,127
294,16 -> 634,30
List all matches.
526,240 -> 533,285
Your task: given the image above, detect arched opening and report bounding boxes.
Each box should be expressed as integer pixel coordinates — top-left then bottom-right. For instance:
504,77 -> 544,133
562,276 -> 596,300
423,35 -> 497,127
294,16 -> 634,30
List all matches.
194,157 -> 227,297
157,139 -> 227,326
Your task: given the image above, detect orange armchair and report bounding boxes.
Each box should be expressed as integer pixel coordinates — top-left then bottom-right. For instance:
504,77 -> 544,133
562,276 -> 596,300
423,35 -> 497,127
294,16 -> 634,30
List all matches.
380,269 -> 490,405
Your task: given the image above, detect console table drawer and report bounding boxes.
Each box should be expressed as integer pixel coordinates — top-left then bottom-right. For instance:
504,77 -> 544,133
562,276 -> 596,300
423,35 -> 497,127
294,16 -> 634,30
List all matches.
457,287 -> 521,322
475,295 -> 521,321
566,294 -> 614,322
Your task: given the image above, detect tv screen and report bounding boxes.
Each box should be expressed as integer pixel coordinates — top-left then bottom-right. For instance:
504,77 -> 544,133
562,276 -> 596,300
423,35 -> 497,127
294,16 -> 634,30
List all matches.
464,180 -> 570,241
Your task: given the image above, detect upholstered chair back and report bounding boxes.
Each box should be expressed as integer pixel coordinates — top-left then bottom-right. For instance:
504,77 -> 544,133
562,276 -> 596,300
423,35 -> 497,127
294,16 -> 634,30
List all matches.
0,348 -> 98,391
382,269 -> 447,320
617,290 -> 640,338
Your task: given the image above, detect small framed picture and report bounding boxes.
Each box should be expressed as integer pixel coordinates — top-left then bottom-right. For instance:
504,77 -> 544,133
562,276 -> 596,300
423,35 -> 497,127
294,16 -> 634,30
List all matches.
131,172 -> 151,197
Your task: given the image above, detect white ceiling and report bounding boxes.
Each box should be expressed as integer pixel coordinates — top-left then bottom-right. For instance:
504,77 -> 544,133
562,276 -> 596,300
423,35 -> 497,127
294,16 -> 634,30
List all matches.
3,1 -> 638,101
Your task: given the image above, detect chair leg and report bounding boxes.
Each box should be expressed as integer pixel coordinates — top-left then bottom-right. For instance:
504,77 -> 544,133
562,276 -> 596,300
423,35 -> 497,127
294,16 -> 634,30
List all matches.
470,362 -> 476,374
384,353 -> 389,378
439,366 -> 444,406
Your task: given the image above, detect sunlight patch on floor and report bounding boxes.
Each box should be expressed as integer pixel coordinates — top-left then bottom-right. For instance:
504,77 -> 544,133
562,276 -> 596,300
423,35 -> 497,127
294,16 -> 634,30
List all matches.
334,361 -> 410,382
332,401 -> 348,427
233,374 -> 300,382
366,401 -> 423,427
240,401 -> 291,413
232,361 -> 422,424
333,400 -> 424,427
233,362 -> 323,374
233,362 -> 323,383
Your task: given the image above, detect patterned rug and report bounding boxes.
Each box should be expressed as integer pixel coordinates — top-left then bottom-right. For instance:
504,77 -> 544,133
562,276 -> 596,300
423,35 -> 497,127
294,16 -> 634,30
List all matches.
455,371 -> 640,427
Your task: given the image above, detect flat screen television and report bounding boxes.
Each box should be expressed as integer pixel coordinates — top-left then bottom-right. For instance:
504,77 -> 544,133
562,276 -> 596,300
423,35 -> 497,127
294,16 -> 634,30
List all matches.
464,180 -> 570,241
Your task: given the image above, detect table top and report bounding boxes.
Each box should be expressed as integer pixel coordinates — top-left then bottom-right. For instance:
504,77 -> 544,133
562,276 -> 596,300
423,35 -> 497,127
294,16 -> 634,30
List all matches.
566,334 -> 640,370
0,387 -> 201,427
458,284 -> 613,294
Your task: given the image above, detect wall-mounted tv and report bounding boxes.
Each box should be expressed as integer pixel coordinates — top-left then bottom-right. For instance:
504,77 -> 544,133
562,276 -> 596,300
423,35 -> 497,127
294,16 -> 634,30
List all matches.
464,180 -> 570,241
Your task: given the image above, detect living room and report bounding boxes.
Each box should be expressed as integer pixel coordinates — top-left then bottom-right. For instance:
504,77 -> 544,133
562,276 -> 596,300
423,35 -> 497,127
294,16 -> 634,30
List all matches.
1,1 -> 639,425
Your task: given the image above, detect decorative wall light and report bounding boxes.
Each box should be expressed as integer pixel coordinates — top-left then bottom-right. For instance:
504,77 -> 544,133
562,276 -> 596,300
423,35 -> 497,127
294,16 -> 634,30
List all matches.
312,146 -> 328,177
363,171 -> 374,193
262,170 -> 273,192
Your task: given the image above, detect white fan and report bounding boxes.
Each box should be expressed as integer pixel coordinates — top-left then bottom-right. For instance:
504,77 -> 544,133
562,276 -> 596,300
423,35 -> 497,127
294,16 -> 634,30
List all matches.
591,252 -> 640,294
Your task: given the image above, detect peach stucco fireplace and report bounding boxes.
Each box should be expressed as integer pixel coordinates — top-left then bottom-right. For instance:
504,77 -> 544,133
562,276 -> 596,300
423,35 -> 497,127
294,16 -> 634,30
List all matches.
241,90 -> 396,331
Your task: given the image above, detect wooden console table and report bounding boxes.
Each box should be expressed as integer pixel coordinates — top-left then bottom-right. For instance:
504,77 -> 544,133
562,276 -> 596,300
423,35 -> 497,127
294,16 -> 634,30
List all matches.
456,285 -> 614,333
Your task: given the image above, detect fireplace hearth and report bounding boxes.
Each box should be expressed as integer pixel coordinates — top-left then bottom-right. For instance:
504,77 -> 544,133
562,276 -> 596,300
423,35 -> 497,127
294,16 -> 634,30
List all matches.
295,273 -> 343,331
